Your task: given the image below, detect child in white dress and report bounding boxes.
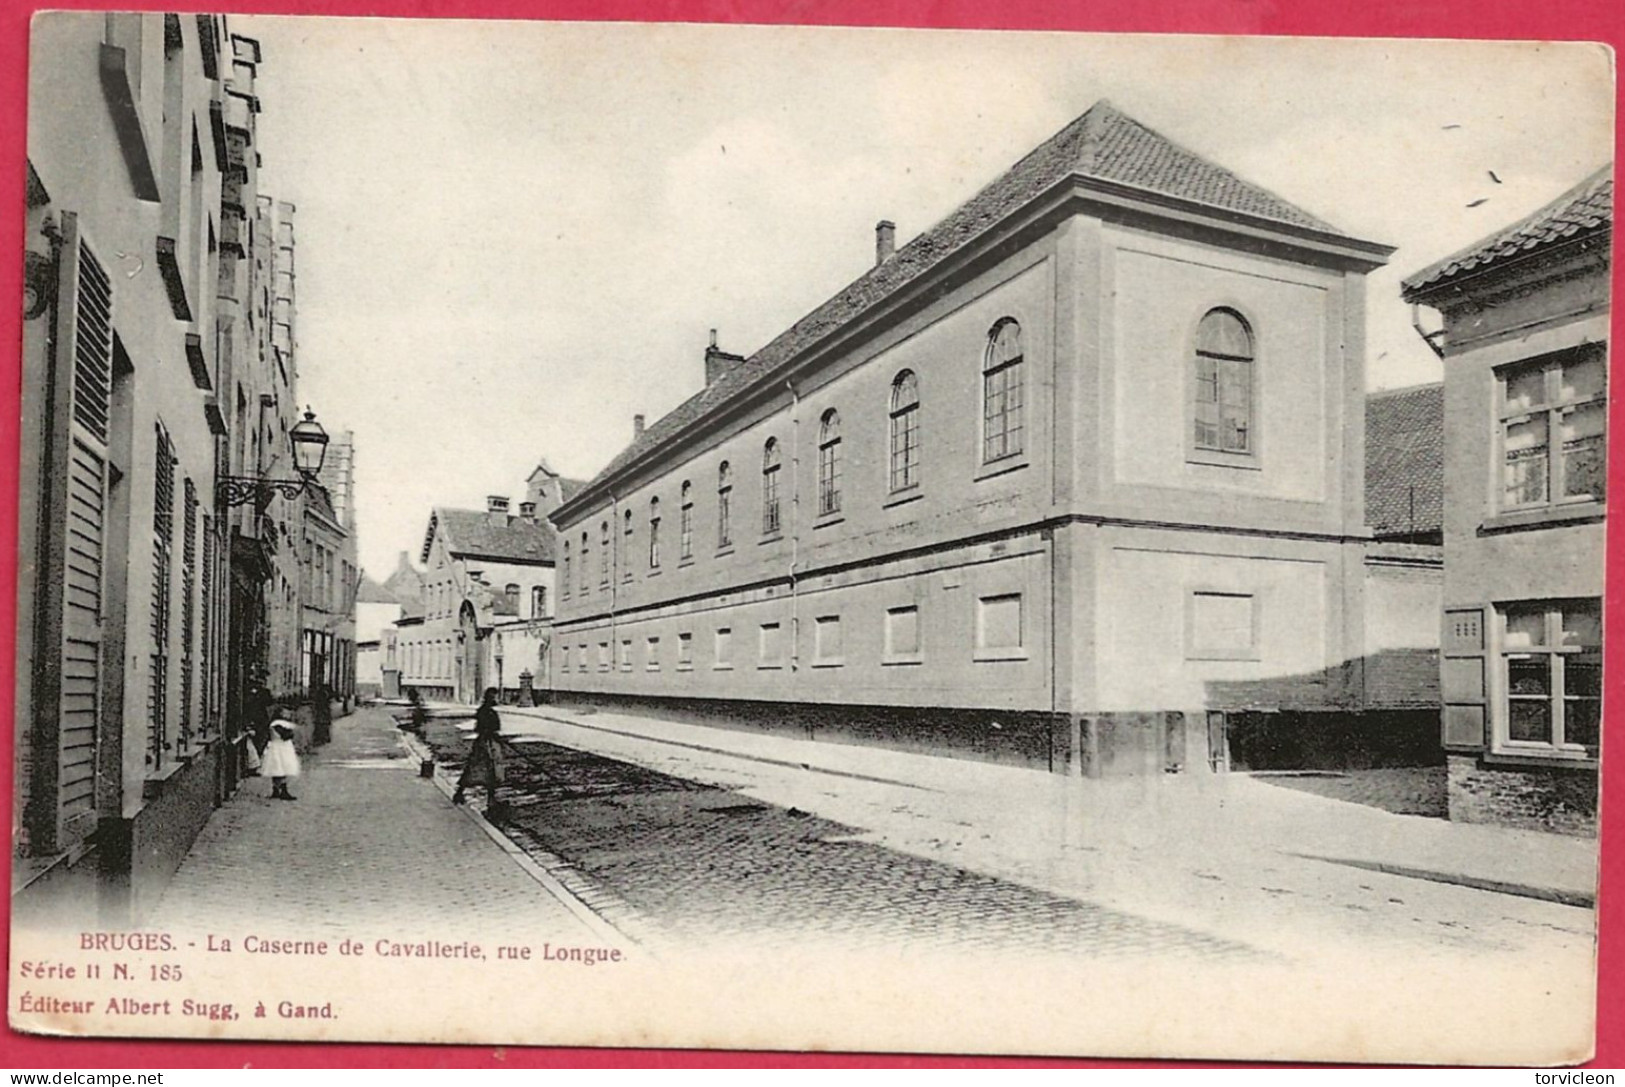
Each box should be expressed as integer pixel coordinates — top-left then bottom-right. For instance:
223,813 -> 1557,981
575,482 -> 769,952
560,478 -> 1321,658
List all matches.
261,707 -> 301,801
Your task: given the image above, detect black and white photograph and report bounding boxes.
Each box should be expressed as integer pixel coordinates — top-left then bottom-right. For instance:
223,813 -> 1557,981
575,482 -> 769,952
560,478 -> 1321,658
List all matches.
8,14 -> 1613,1062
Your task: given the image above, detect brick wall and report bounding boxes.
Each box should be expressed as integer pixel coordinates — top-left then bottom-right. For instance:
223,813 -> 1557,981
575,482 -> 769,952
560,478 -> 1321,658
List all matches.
1446,755 -> 1597,837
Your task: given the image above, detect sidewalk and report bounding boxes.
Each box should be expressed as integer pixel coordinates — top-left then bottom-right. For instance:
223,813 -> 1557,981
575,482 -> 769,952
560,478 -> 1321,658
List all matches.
149,706 -> 603,944
492,703 -> 1597,964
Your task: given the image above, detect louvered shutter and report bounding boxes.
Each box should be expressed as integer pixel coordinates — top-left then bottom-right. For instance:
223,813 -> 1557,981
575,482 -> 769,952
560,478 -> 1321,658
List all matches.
1441,607 -> 1489,752
149,425 -> 175,768
34,214 -> 113,852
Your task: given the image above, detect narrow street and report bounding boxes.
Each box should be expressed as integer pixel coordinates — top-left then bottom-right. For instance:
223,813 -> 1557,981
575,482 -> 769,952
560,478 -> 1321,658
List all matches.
152,707 -> 604,946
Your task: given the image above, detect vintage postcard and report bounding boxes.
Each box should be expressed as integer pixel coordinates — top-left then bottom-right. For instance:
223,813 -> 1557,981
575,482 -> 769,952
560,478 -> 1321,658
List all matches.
8,14 -> 1613,1062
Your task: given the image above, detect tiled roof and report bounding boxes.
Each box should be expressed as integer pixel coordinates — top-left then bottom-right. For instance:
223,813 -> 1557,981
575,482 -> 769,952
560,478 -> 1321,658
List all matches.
558,478 -> 588,505
356,575 -> 399,605
425,507 -> 556,565
1403,165 -> 1613,296
1366,383 -> 1444,539
569,100 -> 1361,509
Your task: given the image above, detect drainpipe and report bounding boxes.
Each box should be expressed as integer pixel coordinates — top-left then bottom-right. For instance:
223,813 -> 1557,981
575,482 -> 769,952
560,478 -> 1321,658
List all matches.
786,381 -> 801,672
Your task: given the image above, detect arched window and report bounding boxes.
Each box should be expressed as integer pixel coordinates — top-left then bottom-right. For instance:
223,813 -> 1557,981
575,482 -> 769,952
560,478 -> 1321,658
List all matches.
531,585 -> 546,618
762,438 -> 782,535
580,531 -> 590,595
679,481 -> 693,560
1194,308 -> 1254,455
649,497 -> 662,569
622,509 -> 634,583
818,409 -> 842,515
599,521 -> 610,587
717,462 -> 733,548
982,319 -> 1024,462
562,541 -> 571,599
889,370 -> 920,492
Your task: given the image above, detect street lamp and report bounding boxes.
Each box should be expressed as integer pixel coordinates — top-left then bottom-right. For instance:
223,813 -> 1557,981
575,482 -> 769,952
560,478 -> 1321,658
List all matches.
217,407 -> 331,508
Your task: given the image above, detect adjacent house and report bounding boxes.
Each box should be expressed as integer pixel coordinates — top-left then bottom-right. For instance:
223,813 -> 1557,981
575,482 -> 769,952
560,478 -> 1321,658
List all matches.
1401,165 -> 1610,835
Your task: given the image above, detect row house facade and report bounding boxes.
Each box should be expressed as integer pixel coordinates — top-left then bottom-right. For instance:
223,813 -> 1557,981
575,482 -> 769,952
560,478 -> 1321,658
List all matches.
400,497 -> 557,702
1402,165 -> 1611,836
15,13 -> 344,924
550,100 -> 1446,776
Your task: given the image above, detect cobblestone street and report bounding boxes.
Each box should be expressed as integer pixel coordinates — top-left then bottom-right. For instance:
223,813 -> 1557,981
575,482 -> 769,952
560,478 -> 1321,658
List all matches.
419,716 -> 1263,961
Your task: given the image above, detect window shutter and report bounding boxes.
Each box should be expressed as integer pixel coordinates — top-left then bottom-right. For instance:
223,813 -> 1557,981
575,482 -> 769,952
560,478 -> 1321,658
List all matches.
1441,607 -> 1488,752
31,213 -> 113,853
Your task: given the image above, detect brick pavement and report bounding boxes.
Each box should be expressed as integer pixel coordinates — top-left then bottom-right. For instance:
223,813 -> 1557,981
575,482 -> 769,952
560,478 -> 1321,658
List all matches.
149,707 -> 600,944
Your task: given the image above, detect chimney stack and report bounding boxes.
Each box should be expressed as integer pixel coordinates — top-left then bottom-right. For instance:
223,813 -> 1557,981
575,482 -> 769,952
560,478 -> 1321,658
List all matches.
518,501 -> 537,521
486,495 -> 510,522
704,329 -> 747,386
633,413 -> 646,440
875,220 -> 896,266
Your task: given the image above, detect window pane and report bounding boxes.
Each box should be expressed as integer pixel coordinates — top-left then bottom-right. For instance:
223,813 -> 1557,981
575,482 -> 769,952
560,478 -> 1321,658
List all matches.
1503,416 -> 1549,505
1560,350 -> 1606,402
1560,402 -> 1606,500
1561,604 -> 1601,649
1564,696 -> 1600,748
1507,698 -> 1552,743
1503,605 -> 1547,648
1507,656 -> 1550,696
1565,658 -> 1602,697
1219,357 -> 1251,453
1504,365 -> 1546,411
1197,310 -> 1251,357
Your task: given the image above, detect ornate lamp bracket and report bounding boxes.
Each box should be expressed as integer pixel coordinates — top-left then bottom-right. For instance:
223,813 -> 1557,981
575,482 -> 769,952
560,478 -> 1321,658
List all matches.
216,475 -> 310,508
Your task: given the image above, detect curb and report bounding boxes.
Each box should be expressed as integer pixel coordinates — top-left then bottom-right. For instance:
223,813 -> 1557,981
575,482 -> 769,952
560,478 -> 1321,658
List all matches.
1293,853 -> 1596,910
395,727 -> 658,954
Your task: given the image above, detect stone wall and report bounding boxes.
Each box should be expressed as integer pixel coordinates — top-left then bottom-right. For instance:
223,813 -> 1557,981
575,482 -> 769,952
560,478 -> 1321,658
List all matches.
1446,754 -> 1597,837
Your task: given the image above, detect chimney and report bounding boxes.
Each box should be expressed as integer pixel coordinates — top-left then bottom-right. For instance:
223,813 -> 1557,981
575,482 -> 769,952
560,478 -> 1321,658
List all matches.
486,495 -> 510,522
704,328 -> 747,386
633,413 -> 646,440
518,501 -> 537,521
875,220 -> 896,266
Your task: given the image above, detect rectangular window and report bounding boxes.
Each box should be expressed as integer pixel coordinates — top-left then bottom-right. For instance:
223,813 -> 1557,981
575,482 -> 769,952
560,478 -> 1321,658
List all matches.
759,622 -> 783,668
1498,600 -> 1600,756
677,631 -> 693,670
680,503 -> 693,560
1186,590 -> 1259,661
982,360 -> 1025,462
714,627 -> 733,669
649,517 -> 661,569
974,593 -> 1024,659
619,638 -> 632,671
598,641 -> 609,672
813,615 -> 842,666
884,605 -> 922,663
646,635 -> 660,670
1499,345 -> 1607,512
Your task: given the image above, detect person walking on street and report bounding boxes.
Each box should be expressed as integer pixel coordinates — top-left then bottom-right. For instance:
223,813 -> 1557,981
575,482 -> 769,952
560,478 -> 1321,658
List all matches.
452,688 -> 504,813
262,705 -> 302,801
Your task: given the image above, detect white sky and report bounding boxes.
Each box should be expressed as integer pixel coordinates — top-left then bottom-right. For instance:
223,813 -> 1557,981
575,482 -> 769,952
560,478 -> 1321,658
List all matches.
238,18 -> 1615,576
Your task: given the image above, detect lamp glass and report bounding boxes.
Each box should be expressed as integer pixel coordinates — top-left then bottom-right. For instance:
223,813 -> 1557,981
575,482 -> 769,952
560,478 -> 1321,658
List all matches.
289,409 -> 330,480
